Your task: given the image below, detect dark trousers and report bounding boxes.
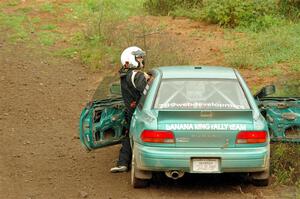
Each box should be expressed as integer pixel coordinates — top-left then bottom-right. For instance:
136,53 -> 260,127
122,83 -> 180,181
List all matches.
117,137 -> 132,167
117,109 -> 133,167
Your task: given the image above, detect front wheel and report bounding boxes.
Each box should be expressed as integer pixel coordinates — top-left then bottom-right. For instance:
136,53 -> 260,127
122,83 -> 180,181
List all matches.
131,153 -> 149,188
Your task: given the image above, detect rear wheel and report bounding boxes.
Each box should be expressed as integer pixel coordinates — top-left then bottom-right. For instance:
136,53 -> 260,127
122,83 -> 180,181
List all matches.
131,153 -> 149,188
251,160 -> 270,187
252,178 -> 269,187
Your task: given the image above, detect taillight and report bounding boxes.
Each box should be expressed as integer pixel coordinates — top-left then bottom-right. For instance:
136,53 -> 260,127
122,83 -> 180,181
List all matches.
236,131 -> 267,144
141,130 -> 175,143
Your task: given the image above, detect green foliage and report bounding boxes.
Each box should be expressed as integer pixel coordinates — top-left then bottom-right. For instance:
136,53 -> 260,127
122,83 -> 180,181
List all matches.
271,143 -> 300,185
170,7 -> 202,20
144,0 -> 203,15
279,0 -> 300,20
144,0 -> 174,15
144,0 -> 292,32
145,0 -> 300,32
201,0 -> 281,30
225,23 -> 300,68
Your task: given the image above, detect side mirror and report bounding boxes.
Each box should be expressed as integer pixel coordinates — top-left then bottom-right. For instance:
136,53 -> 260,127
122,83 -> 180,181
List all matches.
110,83 -> 121,95
254,85 -> 276,99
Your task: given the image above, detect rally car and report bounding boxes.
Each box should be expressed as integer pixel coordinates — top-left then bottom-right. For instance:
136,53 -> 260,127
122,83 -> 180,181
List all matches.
79,66 -> 300,188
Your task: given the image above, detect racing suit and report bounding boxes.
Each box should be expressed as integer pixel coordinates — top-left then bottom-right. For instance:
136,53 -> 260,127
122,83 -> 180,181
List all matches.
117,67 -> 148,168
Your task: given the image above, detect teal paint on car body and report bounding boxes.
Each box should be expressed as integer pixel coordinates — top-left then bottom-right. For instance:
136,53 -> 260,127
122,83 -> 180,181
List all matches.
79,97 -> 127,150
128,66 -> 270,184
134,143 -> 268,172
256,97 -> 300,143
79,66 -> 299,187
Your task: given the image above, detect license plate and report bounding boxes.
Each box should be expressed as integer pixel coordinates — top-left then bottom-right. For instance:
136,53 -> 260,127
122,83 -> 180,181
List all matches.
192,159 -> 219,173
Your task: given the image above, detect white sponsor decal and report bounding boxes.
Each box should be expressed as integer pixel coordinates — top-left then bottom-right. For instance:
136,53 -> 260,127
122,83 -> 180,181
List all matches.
165,123 -> 247,131
159,102 -> 246,109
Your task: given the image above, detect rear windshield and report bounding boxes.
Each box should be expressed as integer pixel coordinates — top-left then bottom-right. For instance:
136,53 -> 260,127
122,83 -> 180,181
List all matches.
154,79 -> 250,110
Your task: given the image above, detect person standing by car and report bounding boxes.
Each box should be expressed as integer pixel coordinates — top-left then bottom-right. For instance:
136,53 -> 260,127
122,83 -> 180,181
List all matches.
110,46 -> 149,173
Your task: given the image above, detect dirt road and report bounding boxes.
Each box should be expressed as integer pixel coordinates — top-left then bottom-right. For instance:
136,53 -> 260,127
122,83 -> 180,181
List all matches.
0,20 -> 297,199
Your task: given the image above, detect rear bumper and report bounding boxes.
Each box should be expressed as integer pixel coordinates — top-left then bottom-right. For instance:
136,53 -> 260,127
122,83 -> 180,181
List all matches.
134,143 -> 269,173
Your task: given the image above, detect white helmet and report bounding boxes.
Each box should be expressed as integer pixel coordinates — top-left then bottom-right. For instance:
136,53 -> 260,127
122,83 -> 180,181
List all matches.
121,46 -> 145,68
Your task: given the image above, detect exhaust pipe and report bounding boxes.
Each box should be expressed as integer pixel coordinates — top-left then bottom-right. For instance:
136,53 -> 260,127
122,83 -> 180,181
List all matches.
165,170 -> 184,180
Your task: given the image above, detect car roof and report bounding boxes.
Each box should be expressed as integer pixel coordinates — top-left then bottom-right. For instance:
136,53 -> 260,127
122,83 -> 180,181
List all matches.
156,66 -> 237,79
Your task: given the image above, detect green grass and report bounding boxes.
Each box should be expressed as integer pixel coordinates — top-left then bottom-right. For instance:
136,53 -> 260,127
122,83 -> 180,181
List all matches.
40,24 -> 57,31
274,74 -> 300,96
64,0 -> 145,22
224,23 -> 300,69
271,143 -> 300,185
297,181 -> 300,198
37,32 -> 58,46
270,68 -> 283,76
1,0 -> 188,69
5,0 -> 21,7
61,0 -> 146,69
31,17 -> 41,24
0,2 -> 64,45
17,7 -> 33,14
291,64 -> 300,72
55,47 -> 78,58
0,11 -> 29,42
0,12 -> 25,29
39,2 -> 54,13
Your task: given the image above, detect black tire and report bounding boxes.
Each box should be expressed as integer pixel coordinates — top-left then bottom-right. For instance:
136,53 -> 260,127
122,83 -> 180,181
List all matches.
131,153 -> 149,188
252,178 -> 269,187
251,154 -> 270,187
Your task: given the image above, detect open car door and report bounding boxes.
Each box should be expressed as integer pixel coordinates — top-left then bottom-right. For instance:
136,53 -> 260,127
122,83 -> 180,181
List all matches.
79,83 -> 128,150
255,85 -> 300,143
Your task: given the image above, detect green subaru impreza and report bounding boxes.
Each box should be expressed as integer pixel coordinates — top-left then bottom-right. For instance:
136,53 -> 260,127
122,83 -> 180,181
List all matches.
79,66 -> 272,188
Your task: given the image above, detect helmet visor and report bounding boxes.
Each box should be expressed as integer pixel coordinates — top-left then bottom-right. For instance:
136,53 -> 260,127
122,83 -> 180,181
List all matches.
131,49 -> 145,58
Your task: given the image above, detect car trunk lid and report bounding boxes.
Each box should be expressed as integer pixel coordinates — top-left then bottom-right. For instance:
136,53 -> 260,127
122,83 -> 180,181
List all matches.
157,110 -> 254,148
